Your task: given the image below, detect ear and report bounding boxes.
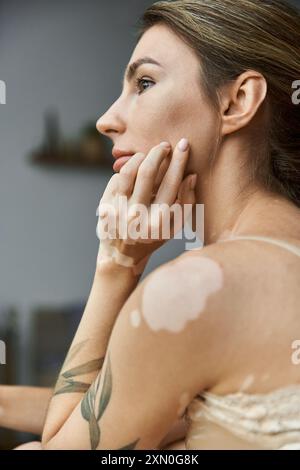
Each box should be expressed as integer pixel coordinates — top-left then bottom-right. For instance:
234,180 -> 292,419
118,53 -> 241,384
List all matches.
219,70 -> 268,137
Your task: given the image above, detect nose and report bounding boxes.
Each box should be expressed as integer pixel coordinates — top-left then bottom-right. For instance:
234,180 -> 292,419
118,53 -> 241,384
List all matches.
96,99 -> 126,139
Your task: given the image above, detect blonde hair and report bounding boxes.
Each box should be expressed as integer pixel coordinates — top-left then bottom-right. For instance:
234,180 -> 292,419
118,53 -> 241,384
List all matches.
135,0 -> 300,207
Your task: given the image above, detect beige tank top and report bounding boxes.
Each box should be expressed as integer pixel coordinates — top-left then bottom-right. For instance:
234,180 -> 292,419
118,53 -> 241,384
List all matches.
185,235 -> 300,450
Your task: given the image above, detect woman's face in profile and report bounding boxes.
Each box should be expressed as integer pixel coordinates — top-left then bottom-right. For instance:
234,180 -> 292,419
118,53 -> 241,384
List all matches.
97,24 -> 218,176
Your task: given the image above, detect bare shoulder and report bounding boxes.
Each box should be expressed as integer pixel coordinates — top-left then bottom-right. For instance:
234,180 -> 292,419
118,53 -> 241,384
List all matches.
176,240 -> 252,304
177,238 -> 284,324
115,239 -> 267,398
125,241 -> 250,389
139,241 -> 238,324
178,239 -> 300,389
185,236 -> 300,300
183,239 -> 255,274
181,238 -> 272,299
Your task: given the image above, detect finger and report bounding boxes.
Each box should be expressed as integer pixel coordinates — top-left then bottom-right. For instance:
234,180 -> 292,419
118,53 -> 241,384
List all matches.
118,152 -> 146,195
97,173 -> 120,209
148,175 -> 193,241
152,152 -> 172,195
171,174 -> 197,238
130,142 -> 172,206
155,138 -> 190,205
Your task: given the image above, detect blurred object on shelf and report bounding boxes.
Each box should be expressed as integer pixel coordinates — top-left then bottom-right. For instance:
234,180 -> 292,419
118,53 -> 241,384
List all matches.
79,123 -> 108,164
29,301 -> 85,387
29,109 -> 112,168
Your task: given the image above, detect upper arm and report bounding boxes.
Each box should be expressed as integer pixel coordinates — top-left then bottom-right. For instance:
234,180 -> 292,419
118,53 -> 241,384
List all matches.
42,249 -> 229,450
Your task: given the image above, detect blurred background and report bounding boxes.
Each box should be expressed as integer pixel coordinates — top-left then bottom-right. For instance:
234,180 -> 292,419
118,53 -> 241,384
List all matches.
0,0 -> 299,449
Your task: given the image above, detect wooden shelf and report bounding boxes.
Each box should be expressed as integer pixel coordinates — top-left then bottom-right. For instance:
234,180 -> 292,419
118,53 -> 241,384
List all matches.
29,152 -> 113,169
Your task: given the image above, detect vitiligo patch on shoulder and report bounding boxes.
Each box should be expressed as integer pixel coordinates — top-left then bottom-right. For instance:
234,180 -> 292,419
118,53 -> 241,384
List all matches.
130,309 -> 142,328
141,256 -> 224,333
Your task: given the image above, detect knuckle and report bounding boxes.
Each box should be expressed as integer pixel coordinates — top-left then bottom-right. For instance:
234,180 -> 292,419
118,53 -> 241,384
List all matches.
139,163 -> 155,178
120,167 -> 134,178
110,173 -> 119,184
135,151 -> 146,159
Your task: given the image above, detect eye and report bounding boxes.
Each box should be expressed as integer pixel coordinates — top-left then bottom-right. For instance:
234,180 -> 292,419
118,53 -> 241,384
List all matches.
135,77 -> 155,95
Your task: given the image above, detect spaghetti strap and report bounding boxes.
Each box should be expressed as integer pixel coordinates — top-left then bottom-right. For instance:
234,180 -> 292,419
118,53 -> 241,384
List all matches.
217,234 -> 300,258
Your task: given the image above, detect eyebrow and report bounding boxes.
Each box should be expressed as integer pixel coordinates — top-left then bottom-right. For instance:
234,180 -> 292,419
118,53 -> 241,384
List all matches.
122,56 -> 163,86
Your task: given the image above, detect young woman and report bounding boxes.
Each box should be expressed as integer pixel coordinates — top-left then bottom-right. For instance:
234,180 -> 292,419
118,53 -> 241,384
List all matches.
11,0 -> 300,449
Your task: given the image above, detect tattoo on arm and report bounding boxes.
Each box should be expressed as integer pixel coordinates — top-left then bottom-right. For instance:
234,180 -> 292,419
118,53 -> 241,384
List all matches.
54,340 -> 104,396
81,352 -> 140,450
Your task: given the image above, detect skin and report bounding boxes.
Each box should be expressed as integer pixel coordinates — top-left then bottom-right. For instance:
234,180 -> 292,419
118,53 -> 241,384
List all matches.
8,23 -> 300,450
129,309 -> 141,328
141,255 -> 224,332
95,139 -> 197,276
0,386 -> 52,435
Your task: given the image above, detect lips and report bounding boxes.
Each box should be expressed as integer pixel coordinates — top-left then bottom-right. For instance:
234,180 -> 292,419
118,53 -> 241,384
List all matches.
112,148 -> 135,172
112,148 -> 135,159
112,156 -> 133,172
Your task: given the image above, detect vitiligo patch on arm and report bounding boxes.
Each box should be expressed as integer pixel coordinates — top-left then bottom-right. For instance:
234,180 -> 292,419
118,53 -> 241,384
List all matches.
141,256 -> 224,333
96,208 -> 149,276
96,240 -> 148,276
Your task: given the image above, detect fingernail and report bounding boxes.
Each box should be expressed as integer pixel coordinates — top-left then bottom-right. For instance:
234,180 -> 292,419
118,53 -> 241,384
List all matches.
178,138 -> 189,152
189,174 -> 197,190
160,141 -> 171,149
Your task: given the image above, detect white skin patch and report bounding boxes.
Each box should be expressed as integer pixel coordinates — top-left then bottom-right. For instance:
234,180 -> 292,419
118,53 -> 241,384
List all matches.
130,309 -> 141,328
96,206 -> 150,276
96,240 -> 148,276
141,256 -> 224,332
239,374 -> 255,392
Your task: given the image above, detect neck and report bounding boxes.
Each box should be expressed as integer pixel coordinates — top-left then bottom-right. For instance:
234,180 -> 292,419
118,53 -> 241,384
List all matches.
193,137 -> 292,246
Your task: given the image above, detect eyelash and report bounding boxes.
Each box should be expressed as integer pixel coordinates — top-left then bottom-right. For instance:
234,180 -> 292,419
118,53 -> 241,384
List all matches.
134,76 -> 155,95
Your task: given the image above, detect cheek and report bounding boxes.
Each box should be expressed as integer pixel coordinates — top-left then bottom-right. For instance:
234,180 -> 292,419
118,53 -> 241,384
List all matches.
127,90 -> 170,141
128,86 -> 217,159
159,91 -> 218,161
128,82 -> 190,138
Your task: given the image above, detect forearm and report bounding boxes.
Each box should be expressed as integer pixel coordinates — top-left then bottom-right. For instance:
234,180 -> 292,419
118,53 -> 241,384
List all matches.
0,386 -> 52,434
42,258 -> 142,442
